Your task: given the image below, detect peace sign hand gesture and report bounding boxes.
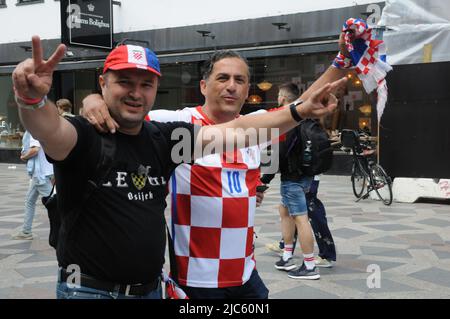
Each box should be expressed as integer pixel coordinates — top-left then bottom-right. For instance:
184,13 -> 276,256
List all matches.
12,35 -> 66,100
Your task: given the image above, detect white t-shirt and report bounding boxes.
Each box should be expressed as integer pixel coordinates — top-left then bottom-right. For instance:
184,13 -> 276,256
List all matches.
29,135 -> 54,178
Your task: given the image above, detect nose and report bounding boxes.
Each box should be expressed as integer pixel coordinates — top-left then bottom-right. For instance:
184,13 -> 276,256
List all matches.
128,84 -> 142,100
226,78 -> 237,92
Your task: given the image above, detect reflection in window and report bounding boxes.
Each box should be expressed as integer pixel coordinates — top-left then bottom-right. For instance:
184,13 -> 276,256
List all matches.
156,62 -> 202,110
0,76 -> 23,149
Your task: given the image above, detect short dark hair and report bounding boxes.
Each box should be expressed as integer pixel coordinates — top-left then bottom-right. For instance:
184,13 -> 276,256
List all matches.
56,98 -> 73,112
202,50 -> 250,80
278,82 -> 300,103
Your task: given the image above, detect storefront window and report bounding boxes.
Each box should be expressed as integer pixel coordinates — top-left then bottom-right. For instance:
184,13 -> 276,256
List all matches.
157,53 -> 376,136
0,51 -> 376,152
156,62 -> 202,110
74,69 -> 99,115
243,53 -> 377,136
0,75 -> 23,149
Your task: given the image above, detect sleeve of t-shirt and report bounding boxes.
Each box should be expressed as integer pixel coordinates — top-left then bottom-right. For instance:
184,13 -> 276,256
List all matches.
150,121 -> 199,167
29,135 -> 41,149
147,109 -> 193,123
46,116 -> 98,165
245,107 -> 286,149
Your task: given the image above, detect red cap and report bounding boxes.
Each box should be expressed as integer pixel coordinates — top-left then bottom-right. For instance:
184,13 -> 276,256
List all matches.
103,44 -> 161,76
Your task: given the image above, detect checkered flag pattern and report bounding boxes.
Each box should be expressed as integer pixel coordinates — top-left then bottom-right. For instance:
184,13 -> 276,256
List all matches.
332,18 -> 392,121
149,106 -> 263,288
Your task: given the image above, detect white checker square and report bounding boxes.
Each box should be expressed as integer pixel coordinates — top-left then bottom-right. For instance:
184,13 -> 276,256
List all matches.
187,257 -> 220,288
170,165 -> 191,195
173,224 -> 190,257
221,169 -> 249,198
248,197 -> 256,227
220,228 -> 248,259
190,196 -> 223,227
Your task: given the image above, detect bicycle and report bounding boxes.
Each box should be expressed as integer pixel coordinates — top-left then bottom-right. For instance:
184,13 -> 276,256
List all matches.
340,129 -> 393,205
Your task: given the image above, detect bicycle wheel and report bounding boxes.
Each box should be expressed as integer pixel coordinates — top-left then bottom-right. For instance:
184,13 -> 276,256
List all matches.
351,161 -> 366,198
370,164 -> 393,205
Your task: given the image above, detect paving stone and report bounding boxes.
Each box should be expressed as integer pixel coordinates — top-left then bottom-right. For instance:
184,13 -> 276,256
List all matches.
20,253 -> 56,263
332,228 -> 367,239
410,267 -> 450,288
417,218 -> 450,227
2,164 -> 450,299
15,265 -> 58,278
432,250 -> 450,259
365,224 -> 419,231
399,233 -> 445,245
379,207 -> 416,214
333,278 -> 416,294
367,235 -> 410,245
270,284 -> 340,299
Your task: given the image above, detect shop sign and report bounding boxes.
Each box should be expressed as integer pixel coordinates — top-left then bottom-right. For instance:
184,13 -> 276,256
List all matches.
60,0 -> 113,50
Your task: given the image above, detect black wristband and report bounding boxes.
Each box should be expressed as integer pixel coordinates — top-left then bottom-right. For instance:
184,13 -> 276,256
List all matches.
289,100 -> 303,122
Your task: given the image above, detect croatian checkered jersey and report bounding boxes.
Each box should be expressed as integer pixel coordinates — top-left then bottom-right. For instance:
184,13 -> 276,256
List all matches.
148,106 -> 265,288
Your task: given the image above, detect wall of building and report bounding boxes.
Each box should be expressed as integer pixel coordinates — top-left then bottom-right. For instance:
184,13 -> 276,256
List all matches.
0,0 -> 384,44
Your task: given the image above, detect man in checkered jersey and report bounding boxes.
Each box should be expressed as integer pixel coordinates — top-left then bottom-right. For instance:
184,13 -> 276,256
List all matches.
83,50 -> 347,298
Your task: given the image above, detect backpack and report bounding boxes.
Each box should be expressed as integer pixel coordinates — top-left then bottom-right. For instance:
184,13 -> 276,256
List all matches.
42,133 -> 116,249
286,119 -> 333,176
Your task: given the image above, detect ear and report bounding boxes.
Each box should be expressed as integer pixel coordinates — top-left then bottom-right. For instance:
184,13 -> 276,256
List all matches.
200,79 -> 207,97
244,83 -> 250,99
99,75 -> 106,90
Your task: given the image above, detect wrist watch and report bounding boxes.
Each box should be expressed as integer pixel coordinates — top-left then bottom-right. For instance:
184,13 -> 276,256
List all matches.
289,100 -> 303,122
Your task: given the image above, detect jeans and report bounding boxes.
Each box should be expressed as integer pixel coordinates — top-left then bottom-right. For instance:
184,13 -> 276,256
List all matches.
306,179 -> 336,261
56,275 -> 162,299
23,176 -> 53,233
179,269 -> 269,299
280,177 -> 313,216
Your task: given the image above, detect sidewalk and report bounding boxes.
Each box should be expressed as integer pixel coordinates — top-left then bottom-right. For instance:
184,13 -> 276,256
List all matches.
1,163 -> 450,299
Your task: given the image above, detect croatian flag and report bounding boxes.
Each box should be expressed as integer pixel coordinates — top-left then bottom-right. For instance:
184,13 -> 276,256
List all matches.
333,18 -> 392,121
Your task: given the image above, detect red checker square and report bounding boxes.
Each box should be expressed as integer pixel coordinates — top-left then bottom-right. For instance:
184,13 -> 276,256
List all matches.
246,169 -> 259,196
370,57 -> 376,64
190,166 -> 222,197
363,67 -> 370,75
246,227 -> 254,256
174,194 -> 190,225
368,48 -> 375,55
218,258 -> 245,288
361,57 -> 369,66
222,198 -> 249,228
175,256 -> 189,285
189,226 -> 221,258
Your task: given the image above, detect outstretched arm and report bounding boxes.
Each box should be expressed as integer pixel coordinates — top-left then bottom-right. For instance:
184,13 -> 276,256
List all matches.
12,36 -> 77,161
196,77 -> 347,155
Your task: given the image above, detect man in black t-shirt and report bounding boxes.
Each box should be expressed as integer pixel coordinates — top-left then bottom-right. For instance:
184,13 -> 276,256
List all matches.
12,35 -> 345,299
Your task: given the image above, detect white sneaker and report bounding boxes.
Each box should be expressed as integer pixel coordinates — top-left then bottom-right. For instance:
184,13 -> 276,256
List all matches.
12,231 -> 34,240
315,256 -> 334,268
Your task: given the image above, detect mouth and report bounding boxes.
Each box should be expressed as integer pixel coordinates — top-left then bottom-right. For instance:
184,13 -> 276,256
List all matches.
223,96 -> 238,103
123,100 -> 143,108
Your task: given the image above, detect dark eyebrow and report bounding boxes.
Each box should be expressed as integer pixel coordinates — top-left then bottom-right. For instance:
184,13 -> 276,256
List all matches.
215,73 -> 230,78
215,73 -> 247,80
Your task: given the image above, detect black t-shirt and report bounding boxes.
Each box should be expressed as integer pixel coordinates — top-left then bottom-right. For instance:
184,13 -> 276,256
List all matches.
50,116 -> 196,284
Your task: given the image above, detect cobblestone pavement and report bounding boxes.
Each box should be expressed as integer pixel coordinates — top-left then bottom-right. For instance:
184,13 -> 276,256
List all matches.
1,163 -> 449,299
